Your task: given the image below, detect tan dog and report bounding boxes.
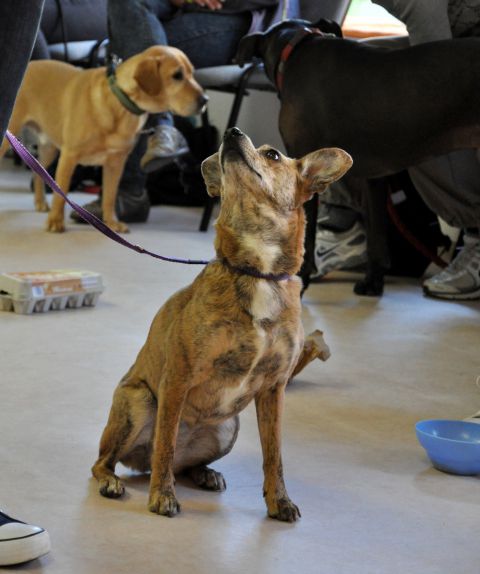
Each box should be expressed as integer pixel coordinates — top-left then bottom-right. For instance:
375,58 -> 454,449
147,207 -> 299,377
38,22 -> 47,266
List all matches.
91,128 -> 352,521
1,46 -> 207,233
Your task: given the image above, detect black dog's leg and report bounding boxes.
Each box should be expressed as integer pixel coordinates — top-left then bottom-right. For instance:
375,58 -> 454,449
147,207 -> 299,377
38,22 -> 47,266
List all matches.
354,178 -> 390,297
299,195 -> 319,293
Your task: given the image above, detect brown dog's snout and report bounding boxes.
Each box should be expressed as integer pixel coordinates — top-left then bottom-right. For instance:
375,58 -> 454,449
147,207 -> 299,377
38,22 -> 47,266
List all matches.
221,127 -> 247,165
224,127 -> 244,142
222,127 -> 245,156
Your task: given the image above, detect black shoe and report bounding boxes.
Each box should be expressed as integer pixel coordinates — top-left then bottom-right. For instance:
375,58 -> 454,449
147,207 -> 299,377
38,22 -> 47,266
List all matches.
70,189 -> 150,224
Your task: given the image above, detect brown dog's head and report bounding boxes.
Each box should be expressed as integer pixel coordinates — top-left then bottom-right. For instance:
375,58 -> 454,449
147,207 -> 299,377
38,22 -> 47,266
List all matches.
201,128 -> 352,273
120,45 -> 208,116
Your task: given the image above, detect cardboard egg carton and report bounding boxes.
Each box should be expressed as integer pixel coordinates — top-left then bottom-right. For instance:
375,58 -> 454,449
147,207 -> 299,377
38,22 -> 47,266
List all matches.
0,270 -> 104,314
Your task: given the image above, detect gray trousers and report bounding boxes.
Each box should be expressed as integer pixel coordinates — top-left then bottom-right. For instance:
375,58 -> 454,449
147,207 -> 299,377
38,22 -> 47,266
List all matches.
0,1 -> 44,140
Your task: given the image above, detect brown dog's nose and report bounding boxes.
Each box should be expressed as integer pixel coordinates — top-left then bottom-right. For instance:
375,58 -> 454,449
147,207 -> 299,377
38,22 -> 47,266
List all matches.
224,127 -> 244,141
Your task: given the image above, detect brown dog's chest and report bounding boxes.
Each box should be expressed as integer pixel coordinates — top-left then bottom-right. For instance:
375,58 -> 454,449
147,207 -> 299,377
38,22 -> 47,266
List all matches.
182,319 -> 302,425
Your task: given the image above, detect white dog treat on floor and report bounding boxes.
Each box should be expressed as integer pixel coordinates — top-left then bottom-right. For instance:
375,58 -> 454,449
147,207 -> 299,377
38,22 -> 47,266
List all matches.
0,270 -> 104,314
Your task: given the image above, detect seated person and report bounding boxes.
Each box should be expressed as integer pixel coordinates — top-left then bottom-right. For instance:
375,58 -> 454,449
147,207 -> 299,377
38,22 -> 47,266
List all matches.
32,0 -> 108,61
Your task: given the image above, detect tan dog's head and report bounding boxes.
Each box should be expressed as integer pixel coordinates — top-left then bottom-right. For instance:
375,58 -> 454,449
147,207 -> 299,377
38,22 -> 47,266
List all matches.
122,45 -> 208,116
201,128 -> 352,273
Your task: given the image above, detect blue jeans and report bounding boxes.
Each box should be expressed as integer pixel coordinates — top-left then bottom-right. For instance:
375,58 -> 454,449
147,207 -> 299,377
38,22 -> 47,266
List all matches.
108,0 -> 252,192
0,0 -> 44,139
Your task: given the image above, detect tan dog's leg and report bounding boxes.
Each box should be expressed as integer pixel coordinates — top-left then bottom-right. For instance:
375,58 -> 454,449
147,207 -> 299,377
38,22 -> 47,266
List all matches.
101,153 -> 130,233
255,383 -> 301,522
47,150 -> 78,232
290,329 -> 331,379
33,143 -> 57,213
92,377 -> 156,498
148,379 -> 190,517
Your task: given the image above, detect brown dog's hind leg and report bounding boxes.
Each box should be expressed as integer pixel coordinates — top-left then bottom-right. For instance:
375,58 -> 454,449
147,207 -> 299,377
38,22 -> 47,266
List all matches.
290,330 -> 331,380
92,375 -> 156,499
176,416 -> 240,492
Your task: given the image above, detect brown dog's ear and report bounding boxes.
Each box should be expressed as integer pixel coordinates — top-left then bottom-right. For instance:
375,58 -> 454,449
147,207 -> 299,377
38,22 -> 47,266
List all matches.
134,57 -> 163,96
235,33 -> 264,66
201,152 -> 222,197
298,147 -> 352,202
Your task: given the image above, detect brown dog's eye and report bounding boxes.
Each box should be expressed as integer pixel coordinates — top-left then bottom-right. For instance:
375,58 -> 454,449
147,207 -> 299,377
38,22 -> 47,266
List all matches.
264,149 -> 280,161
172,69 -> 184,81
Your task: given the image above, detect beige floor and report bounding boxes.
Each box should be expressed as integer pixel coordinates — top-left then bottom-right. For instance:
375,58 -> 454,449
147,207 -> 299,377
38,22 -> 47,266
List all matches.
0,161 -> 479,574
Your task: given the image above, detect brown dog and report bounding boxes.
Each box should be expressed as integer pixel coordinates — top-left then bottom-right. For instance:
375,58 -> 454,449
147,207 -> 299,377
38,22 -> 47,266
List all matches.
1,46 -> 207,233
91,127 -> 351,521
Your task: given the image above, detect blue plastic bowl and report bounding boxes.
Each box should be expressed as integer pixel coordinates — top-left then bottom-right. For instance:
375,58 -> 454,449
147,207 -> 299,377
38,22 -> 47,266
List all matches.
415,419 -> 480,476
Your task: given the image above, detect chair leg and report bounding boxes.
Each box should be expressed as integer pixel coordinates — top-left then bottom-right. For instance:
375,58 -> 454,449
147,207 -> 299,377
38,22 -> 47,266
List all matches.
225,62 -> 260,129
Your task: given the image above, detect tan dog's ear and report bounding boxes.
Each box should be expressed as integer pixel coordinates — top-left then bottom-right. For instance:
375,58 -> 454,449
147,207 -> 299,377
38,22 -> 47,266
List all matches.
201,152 -> 222,197
297,147 -> 352,203
134,57 -> 163,96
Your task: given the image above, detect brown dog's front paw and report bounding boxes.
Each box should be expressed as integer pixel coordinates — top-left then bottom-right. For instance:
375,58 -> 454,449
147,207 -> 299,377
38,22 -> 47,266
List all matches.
148,490 -> 181,517
267,497 -> 301,523
189,465 -> 227,492
46,213 -> 65,233
99,476 -> 125,499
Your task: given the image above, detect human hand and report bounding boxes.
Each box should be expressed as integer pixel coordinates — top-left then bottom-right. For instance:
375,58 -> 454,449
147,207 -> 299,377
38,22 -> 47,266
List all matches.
170,0 -> 224,10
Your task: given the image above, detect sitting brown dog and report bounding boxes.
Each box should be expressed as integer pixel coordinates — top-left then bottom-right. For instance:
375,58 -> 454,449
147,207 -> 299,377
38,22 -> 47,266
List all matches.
0,46 -> 207,233
91,127 -> 351,521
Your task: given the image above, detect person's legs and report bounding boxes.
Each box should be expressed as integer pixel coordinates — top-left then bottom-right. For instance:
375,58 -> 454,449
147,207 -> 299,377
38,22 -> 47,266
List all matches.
0,0 -> 45,137
139,10 -> 252,173
0,0 -> 51,565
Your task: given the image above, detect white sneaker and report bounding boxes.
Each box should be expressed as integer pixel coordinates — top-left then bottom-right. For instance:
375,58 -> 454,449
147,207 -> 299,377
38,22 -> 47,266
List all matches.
0,510 -> 51,566
423,235 -> 480,300
312,221 -> 367,279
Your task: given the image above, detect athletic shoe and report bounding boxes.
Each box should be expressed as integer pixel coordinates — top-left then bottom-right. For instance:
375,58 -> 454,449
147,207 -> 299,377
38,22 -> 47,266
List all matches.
464,410 -> 480,424
0,511 -> 50,566
312,220 -> 368,279
140,125 -> 189,173
70,188 -> 150,224
423,236 -> 480,300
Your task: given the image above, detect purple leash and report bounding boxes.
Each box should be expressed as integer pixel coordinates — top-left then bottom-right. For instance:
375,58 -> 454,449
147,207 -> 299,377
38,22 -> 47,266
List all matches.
5,130 -> 210,266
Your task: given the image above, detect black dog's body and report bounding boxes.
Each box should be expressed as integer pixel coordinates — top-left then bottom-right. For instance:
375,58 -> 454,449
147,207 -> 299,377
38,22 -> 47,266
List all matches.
237,20 -> 480,294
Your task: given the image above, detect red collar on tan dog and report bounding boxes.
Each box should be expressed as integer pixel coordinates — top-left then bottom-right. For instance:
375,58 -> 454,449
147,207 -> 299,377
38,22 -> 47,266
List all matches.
275,27 -> 323,92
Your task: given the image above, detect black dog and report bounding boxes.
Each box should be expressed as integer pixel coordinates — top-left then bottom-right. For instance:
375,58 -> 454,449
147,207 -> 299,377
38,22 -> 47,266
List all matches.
236,19 -> 480,295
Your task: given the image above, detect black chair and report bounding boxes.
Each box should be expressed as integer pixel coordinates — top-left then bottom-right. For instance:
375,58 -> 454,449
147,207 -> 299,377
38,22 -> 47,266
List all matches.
195,0 -> 352,231
32,0 -> 108,67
